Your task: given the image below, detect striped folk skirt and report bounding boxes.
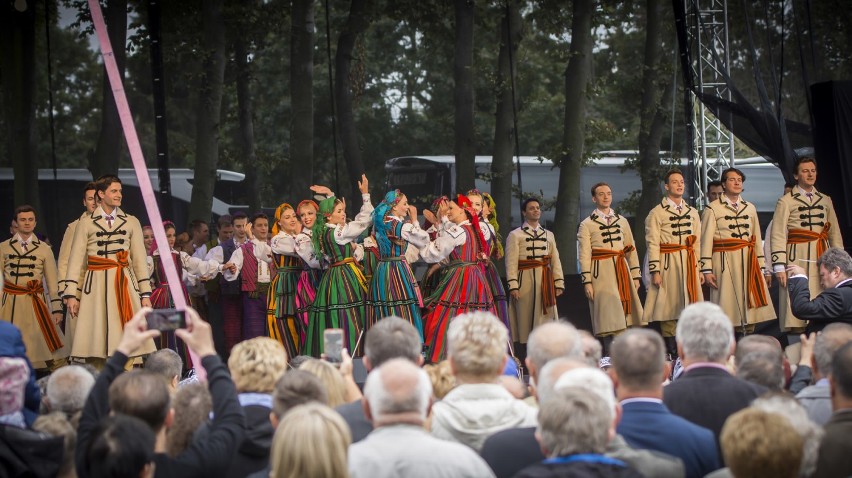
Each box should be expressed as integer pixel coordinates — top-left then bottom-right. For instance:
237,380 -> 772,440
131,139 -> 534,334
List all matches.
304,260 -> 367,357
366,257 -> 424,340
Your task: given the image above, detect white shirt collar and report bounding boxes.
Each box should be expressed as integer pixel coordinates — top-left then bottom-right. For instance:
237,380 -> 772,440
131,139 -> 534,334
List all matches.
620,397 -> 663,406
666,197 -> 685,209
836,278 -> 852,289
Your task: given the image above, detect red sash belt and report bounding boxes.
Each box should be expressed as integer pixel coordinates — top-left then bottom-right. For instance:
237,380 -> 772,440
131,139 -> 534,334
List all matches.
660,235 -> 699,304
3,280 -> 63,352
88,250 -> 134,326
591,246 -> 635,315
788,222 -> 831,260
712,237 -> 768,309
518,255 -> 556,314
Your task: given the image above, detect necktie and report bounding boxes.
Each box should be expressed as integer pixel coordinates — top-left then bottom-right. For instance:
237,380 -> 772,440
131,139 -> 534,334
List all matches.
21,242 -> 28,252
606,215 -> 612,225
732,202 -> 738,211
806,192 -> 813,202
676,205 -> 683,213
105,215 -> 114,228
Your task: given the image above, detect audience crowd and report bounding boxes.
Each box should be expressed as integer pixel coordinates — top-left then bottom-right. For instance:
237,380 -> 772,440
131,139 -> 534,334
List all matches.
4,298 -> 852,478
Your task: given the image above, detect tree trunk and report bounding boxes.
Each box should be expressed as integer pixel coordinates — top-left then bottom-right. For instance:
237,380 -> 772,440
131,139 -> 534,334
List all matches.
491,0 -> 522,231
453,0 -> 476,194
188,0 -> 226,223
234,34 -> 261,213
334,0 -> 370,207
290,0 -> 315,198
635,0 -> 673,258
2,2 -> 40,215
91,0 -> 127,177
553,0 -> 594,273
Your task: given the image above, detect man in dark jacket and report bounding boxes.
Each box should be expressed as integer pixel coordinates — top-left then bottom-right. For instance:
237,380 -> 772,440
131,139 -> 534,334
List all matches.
663,303 -> 766,451
75,306 -> 245,478
788,247 -> 852,333
813,341 -> 852,477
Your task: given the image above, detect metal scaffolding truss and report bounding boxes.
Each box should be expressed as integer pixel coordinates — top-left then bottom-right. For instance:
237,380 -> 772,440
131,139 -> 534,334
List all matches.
684,0 -> 736,206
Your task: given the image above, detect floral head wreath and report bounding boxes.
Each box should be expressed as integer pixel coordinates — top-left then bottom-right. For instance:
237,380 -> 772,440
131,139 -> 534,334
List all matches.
271,202 -> 295,236
454,194 -> 490,257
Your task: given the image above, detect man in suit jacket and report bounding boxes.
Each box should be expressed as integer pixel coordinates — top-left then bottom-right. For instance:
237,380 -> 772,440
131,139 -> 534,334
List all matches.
663,303 -> 767,448
814,341 -> 852,477
612,329 -> 720,478
788,247 -> 852,333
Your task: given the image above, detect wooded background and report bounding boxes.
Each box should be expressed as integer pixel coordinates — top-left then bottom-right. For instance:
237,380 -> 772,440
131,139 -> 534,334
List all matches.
1,0 -> 849,271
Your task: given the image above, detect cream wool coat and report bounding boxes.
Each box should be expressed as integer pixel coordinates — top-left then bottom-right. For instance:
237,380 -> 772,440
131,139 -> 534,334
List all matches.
504,223 -> 564,343
770,189 -> 843,330
700,197 -> 775,328
63,207 -> 155,360
578,211 -> 643,335
56,212 -> 90,349
1,235 -> 67,368
643,199 -> 703,324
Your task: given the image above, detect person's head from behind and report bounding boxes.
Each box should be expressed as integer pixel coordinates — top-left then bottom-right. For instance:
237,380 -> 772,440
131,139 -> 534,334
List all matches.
812,323 -> 852,380
300,359 -> 347,408
525,320 -> 582,383
269,403 -> 351,478
577,329 -> 603,367
228,337 -> 288,394
830,341 -> 852,409
536,387 -> 613,459
752,393 -> 823,477
84,414 -> 156,478
534,357 -> 589,405
447,311 -> 509,383
0,357 -> 30,427
735,351 -> 784,391
676,302 -> 734,364
108,371 -> 172,435
33,412 -> 77,478
610,328 -> 666,396
270,370 -> 328,428
721,408 -> 802,478
363,359 -> 432,427
364,316 -> 423,370
734,334 -> 783,368
46,364 -> 96,416
166,383 -> 212,457
144,349 -> 183,393
817,247 -> 852,289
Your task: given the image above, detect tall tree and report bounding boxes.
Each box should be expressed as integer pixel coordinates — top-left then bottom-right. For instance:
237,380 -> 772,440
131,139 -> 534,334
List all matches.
553,0 -> 595,271
2,1 -> 40,213
90,0 -> 127,177
290,0 -> 315,197
634,0 -> 674,257
491,0 -> 522,232
188,0 -> 226,222
453,0 -> 476,193
334,0 -> 371,206
234,24 -> 261,213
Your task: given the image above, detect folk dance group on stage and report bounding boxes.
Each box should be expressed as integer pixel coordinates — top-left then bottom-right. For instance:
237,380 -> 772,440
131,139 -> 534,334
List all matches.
579,158 -> 842,357
2,173 -> 562,370
1,155 -> 842,371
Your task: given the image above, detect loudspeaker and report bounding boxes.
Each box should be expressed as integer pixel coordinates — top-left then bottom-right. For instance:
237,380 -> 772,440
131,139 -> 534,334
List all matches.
811,80 -> 852,244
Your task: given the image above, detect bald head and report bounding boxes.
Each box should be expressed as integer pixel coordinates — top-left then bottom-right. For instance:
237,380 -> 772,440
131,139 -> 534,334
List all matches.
536,357 -> 589,405
526,321 -> 583,378
363,359 -> 432,426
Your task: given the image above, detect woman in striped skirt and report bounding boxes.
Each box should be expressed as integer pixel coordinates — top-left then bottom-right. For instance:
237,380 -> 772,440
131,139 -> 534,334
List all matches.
466,190 -> 511,337
366,190 -> 430,339
295,199 -> 325,337
148,221 -> 221,371
304,175 -> 373,357
420,195 -> 496,362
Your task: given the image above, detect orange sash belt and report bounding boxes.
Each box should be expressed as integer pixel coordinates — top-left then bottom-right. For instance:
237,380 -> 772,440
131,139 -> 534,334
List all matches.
591,245 -> 635,315
3,280 -> 63,353
518,255 -> 556,313
712,237 -> 769,309
788,222 -> 831,260
87,250 -> 133,326
660,235 -> 699,304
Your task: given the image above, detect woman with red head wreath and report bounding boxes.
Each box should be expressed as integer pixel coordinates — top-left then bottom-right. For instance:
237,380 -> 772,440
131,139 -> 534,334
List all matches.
419,194 -> 496,362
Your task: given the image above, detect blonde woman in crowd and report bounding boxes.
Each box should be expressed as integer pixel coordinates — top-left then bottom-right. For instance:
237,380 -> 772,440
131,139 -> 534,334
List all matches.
269,403 -> 352,478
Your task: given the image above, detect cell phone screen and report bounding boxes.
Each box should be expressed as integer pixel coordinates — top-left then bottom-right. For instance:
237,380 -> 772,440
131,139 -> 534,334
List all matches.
146,309 -> 187,331
323,328 -> 344,363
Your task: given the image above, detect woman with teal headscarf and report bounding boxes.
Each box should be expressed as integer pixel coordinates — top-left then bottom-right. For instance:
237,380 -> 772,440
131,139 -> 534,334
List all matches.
366,189 -> 431,339
304,175 -> 374,357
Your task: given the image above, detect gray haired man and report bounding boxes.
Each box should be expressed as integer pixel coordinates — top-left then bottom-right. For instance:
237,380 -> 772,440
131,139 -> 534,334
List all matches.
788,247 -> 852,334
